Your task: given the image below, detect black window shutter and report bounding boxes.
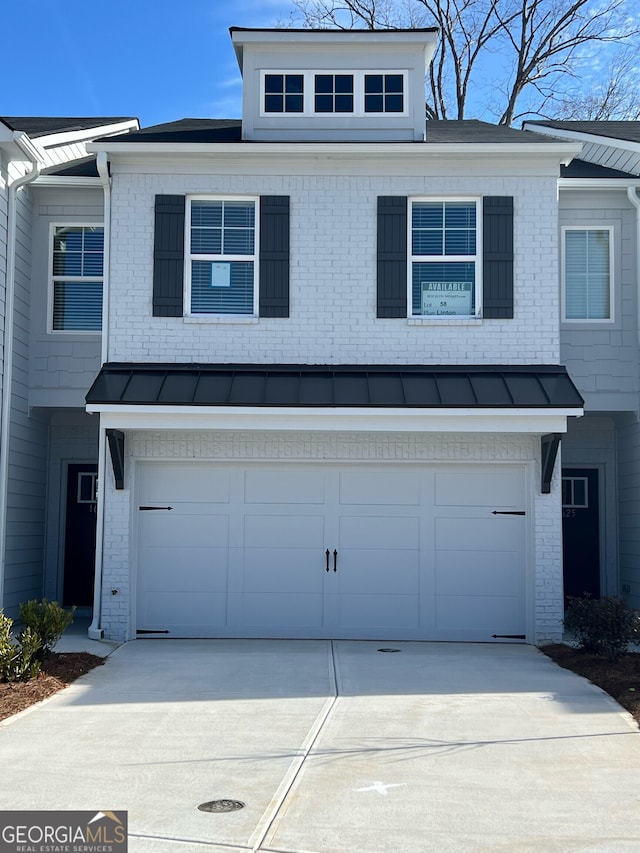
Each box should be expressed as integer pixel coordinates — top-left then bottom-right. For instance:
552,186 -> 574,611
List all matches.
377,196 -> 407,318
153,195 -> 185,317
483,196 -> 513,319
259,196 -> 290,318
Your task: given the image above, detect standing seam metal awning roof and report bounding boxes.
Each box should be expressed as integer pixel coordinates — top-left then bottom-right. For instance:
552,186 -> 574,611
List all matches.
86,364 -> 584,409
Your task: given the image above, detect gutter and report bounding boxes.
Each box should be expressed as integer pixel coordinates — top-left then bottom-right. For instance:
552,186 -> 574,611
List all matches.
627,186 -> 640,348
88,152 -> 111,641
0,135 -> 41,608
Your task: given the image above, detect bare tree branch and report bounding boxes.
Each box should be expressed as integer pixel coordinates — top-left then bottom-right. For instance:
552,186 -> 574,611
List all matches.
291,0 -> 640,124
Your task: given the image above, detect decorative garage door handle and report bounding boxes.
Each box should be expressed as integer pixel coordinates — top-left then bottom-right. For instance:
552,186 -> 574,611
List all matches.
139,505 -> 174,511
325,549 -> 339,572
492,510 -> 525,515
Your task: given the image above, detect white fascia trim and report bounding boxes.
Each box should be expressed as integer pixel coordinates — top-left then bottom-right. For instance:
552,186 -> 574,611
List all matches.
524,122 -> 640,154
0,131 -> 43,163
87,405 -> 581,434
37,119 -> 139,149
86,140 -> 581,162
559,178 -> 640,190
33,176 -> 102,188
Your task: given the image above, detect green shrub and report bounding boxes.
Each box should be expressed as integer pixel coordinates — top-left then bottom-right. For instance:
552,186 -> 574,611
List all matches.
0,613 -> 42,682
19,598 -> 75,657
564,595 -> 640,662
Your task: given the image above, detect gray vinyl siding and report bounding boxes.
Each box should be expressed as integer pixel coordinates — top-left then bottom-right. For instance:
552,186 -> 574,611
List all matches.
0,179 -> 7,403
617,415 -> 640,609
29,187 -> 103,407
559,189 -> 639,412
3,186 -> 48,617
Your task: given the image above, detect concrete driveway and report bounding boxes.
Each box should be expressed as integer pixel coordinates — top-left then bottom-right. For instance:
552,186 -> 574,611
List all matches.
0,640 -> 639,853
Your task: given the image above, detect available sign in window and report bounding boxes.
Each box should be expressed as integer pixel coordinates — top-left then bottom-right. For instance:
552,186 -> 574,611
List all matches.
421,281 -> 473,316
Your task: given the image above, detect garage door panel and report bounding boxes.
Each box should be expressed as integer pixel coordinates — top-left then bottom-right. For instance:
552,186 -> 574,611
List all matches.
338,550 -> 419,594
139,547 -> 229,592
242,548 -> 324,593
239,593 -> 323,628
141,513 -> 229,548
339,471 -> 420,505
435,594 -> 523,633
436,517 -> 523,551
146,467 -> 231,503
244,468 -> 325,504
435,469 -> 523,507
339,515 -> 420,550
142,591 -> 227,631
244,514 -> 325,548
334,594 -> 420,630
435,550 -> 523,596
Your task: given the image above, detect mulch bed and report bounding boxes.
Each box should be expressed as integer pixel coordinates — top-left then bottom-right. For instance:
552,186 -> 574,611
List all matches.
0,652 -> 104,723
541,643 -> 640,727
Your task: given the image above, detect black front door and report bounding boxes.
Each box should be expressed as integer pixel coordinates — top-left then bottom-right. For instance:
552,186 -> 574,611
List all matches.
63,463 -> 98,607
562,468 -> 600,604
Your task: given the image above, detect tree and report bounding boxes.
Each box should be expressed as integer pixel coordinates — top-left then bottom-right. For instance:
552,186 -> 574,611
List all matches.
291,0 -> 640,124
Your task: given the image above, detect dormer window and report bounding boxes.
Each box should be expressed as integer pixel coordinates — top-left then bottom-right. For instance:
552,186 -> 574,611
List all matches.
264,74 -> 304,113
364,74 -> 404,113
260,70 -> 407,117
314,74 -> 354,113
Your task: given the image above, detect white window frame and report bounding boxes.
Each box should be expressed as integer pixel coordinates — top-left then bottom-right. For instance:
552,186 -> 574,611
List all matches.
48,222 -> 104,335
408,197 -> 482,320
184,195 -> 259,319
561,225 -> 614,323
260,70 -> 409,117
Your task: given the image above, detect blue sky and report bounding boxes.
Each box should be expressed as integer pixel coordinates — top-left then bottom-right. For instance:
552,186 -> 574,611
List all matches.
3,0 -> 296,128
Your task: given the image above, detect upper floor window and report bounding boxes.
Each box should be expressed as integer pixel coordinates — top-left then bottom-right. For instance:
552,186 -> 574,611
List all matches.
315,74 -> 354,113
264,74 -> 304,113
410,199 -> 480,317
364,74 -> 404,113
261,70 -> 407,116
50,224 -> 103,332
187,197 -> 258,316
562,227 -> 613,321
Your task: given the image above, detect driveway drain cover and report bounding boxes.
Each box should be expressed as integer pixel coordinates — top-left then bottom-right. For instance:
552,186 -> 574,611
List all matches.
198,800 -> 245,813
378,648 -> 401,653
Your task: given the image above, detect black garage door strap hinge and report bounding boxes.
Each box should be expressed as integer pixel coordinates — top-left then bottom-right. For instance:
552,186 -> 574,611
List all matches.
139,506 -> 174,511
492,510 -> 525,515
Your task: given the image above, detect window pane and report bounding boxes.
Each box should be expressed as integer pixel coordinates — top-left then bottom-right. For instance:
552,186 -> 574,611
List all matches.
385,74 -> 403,93
335,75 -> 353,93
315,94 -> 333,112
53,226 -> 104,276
191,228 -> 222,254
285,94 -> 304,112
223,229 -> 254,254
335,94 -> 353,112
223,202 -> 254,228
265,94 -> 284,112
265,75 -> 283,94
413,203 -> 443,229
315,75 -> 332,94
385,94 -> 403,112
191,260 -> 254,314
364,94 -> 384,112
192,202 -> 222,227
53,280 -> 102,330
565,230 -> 610,319
365,75 -> 383,93
412,262 -> 475,316
412,230 -> 443,255
285,75 -> 304,94
445,228 -> 476,255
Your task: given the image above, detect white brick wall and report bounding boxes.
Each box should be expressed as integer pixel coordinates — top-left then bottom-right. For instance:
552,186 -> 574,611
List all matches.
107,158 -> 561,366
99,428 -> 563,644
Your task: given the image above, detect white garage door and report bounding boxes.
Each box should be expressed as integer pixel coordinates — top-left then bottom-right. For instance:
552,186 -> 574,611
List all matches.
136,462 -> 527,641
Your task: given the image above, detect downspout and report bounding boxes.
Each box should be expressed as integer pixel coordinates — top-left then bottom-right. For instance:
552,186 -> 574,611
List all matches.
627,186 -> 640,349
88,152 -> 111,640
0,137 -> 40,609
